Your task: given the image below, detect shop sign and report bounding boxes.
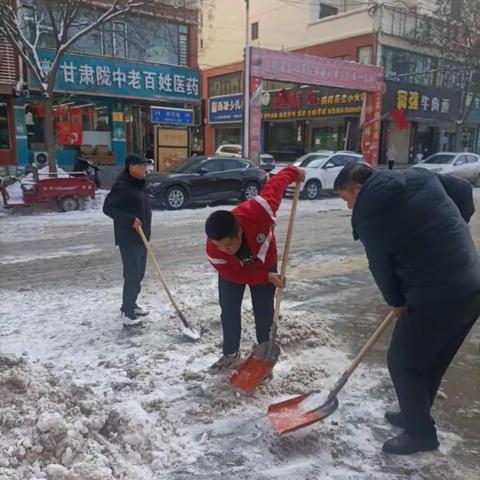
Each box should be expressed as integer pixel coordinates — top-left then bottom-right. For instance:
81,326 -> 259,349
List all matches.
34,50 -> 201,103
208,94 -> 244,124
250,47 -> 385,93
261,87 -> 365,120
151,106 -> 194,125
383,81 -> 462,121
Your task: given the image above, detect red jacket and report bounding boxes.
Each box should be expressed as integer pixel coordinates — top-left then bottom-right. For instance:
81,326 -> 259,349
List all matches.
206,165 -> 300,285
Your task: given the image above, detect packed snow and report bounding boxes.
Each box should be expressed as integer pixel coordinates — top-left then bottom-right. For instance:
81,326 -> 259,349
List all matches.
0,192 -> 478,479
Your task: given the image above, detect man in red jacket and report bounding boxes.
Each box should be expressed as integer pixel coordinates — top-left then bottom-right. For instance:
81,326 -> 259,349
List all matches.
205,165 -> 304,371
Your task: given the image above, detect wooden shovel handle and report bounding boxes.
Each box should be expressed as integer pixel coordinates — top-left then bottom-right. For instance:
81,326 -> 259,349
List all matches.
272,179 -> 302,326
137,226 -> 184,321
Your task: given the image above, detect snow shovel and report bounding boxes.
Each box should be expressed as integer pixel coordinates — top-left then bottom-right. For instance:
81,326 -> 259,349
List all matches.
137,226 -> 201,341
267,310 -> 396,434
230,180 -> 302,392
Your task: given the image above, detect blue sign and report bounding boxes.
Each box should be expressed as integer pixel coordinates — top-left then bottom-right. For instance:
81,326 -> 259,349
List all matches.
151,107 -> 194,125
35,50 -> 200,103
208,94 -> 243,124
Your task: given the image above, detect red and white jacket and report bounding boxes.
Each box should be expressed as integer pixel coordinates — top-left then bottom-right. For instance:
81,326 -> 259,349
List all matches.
206,165 -> 300,285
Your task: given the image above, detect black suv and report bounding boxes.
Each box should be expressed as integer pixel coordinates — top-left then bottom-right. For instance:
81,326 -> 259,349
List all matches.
145,156 -> 268,210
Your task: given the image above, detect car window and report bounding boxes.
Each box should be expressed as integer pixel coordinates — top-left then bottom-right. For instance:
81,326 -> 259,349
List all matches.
328,156 -> 349,167
423,154 -> 456,164
299,154 -> 329,167
307,159 -> 325,169
467,155 -> 479,163
341,155 -> 361,164
201,160 -> 224,173
223,159 -> 246,171
455,155 -> 467,166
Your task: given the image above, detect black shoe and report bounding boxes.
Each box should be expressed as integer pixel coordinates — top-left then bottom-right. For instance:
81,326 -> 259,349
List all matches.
385,411 -> 404,428
382,431 -> 439,455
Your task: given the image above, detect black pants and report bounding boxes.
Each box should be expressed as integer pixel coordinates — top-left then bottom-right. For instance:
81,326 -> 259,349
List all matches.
218,275 -> 275,356
119,243 -> 147,315
387,160 -> 395,170
387,291 -> 480,436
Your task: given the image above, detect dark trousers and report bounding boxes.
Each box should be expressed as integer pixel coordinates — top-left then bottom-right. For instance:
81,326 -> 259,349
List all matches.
218,275 -> 275,356
387,160 -> 395,170
387,291 -> 480,436
119,243 -> 147,315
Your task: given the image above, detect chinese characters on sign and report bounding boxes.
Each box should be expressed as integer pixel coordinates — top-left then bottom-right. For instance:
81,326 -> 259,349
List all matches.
151,107 -> 194,126
383,81 -> 461,121
36,50 -> 201,103
261,87 -> 365,120
208,94 -> 244,124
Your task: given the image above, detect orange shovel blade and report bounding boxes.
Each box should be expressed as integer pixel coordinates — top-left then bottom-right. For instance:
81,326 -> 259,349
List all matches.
268,394 -> 338,434
229,353 -> 274,393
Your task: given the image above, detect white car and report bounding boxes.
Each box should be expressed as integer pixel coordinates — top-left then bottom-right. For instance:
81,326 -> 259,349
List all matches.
413,152 -> 480,185
271,151 -> 363,199
215,144 -> 276,171
215,144 -> 242,157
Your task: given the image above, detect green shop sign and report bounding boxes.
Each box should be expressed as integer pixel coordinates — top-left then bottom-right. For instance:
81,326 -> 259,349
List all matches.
35,50 -> 200,104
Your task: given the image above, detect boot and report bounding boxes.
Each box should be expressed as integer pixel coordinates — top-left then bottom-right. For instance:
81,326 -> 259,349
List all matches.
382,431 -> 439,455
385,411 -> 404,428
133,304 -> 149,317
121,312 -> 144,327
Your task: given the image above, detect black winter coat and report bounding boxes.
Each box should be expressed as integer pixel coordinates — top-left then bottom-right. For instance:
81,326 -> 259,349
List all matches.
103,171 -> 152,247
352,168 -> 480,306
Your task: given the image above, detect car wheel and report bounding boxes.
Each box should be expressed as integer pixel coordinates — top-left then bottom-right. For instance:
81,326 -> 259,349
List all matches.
304,180 -> 321,200
60,196 -> 79,212
242,182 -> 260,201
165,186 -> 187,210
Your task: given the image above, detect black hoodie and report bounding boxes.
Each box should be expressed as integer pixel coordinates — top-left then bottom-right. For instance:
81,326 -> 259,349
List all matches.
352,167 -> 480,306
103,171 -> 152,247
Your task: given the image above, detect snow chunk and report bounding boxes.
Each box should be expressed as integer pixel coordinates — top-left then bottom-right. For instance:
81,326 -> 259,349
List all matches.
37,413 -> 68,435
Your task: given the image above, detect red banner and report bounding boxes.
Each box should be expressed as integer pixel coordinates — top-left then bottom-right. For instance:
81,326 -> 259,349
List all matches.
361,92 -> 382,166
57,122 -> 83,145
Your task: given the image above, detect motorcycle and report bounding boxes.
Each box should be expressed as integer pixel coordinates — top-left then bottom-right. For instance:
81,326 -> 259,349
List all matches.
72,157 -> 101,189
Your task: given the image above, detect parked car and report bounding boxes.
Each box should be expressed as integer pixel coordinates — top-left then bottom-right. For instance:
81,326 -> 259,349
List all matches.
413,152 -> 480,185
270,151 -> 363,199
215,144 -> 242,157
145,156 -> 268,210
259,153 -> 276,172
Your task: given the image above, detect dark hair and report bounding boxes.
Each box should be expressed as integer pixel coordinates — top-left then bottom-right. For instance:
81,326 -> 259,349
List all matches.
205,210 -> 239,240
334,162 -> 376,191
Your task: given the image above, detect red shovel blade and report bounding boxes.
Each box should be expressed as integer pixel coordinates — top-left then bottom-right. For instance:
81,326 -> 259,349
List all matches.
268,394 -> 339,434
230,342 -> 281,393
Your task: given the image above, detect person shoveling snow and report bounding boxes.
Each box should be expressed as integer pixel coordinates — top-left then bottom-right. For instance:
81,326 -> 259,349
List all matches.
205,165 -> 305,372
103,154 -> 152,327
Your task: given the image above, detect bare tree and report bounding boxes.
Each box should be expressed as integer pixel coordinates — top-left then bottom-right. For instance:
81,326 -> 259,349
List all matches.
417,0 -> 480,149
0,0 -> 144,172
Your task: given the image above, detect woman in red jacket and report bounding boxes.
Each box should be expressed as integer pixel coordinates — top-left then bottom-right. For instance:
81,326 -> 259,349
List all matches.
205,165 -> 304,371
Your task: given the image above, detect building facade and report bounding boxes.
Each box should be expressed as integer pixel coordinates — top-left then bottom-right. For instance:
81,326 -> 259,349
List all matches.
200,1 -> 480,162
10,0 -> 200,170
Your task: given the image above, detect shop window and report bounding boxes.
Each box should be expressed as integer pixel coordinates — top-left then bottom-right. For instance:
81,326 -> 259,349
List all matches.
357,46 -> 373,65
251,22 -> 259,41
0,102 -> 10,150
215,127 -> 242,149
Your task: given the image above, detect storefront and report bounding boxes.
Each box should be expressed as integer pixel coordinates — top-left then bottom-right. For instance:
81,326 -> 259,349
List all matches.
207,93 -> 243,151
261,86 -> 364,162
17,50 -> 200,168
381,81 -> 462,164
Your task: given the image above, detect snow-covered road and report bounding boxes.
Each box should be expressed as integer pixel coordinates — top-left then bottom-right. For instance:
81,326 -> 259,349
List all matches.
1,195 -> 479,480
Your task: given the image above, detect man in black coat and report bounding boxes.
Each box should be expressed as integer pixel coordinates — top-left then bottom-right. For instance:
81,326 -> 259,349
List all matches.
334,163 -> 480,455
103,154 -> 152,327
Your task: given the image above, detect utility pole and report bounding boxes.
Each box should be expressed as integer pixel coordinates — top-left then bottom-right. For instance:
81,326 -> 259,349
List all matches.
243,0 -> 250,158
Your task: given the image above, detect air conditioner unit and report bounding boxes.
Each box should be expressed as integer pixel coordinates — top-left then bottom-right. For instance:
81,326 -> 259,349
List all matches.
33,151 -> 48,166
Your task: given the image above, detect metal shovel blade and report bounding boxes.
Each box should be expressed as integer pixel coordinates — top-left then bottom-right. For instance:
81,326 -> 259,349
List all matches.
268,393 -> 339,435
181,324 -> 202,342
230,341 -> 281,392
